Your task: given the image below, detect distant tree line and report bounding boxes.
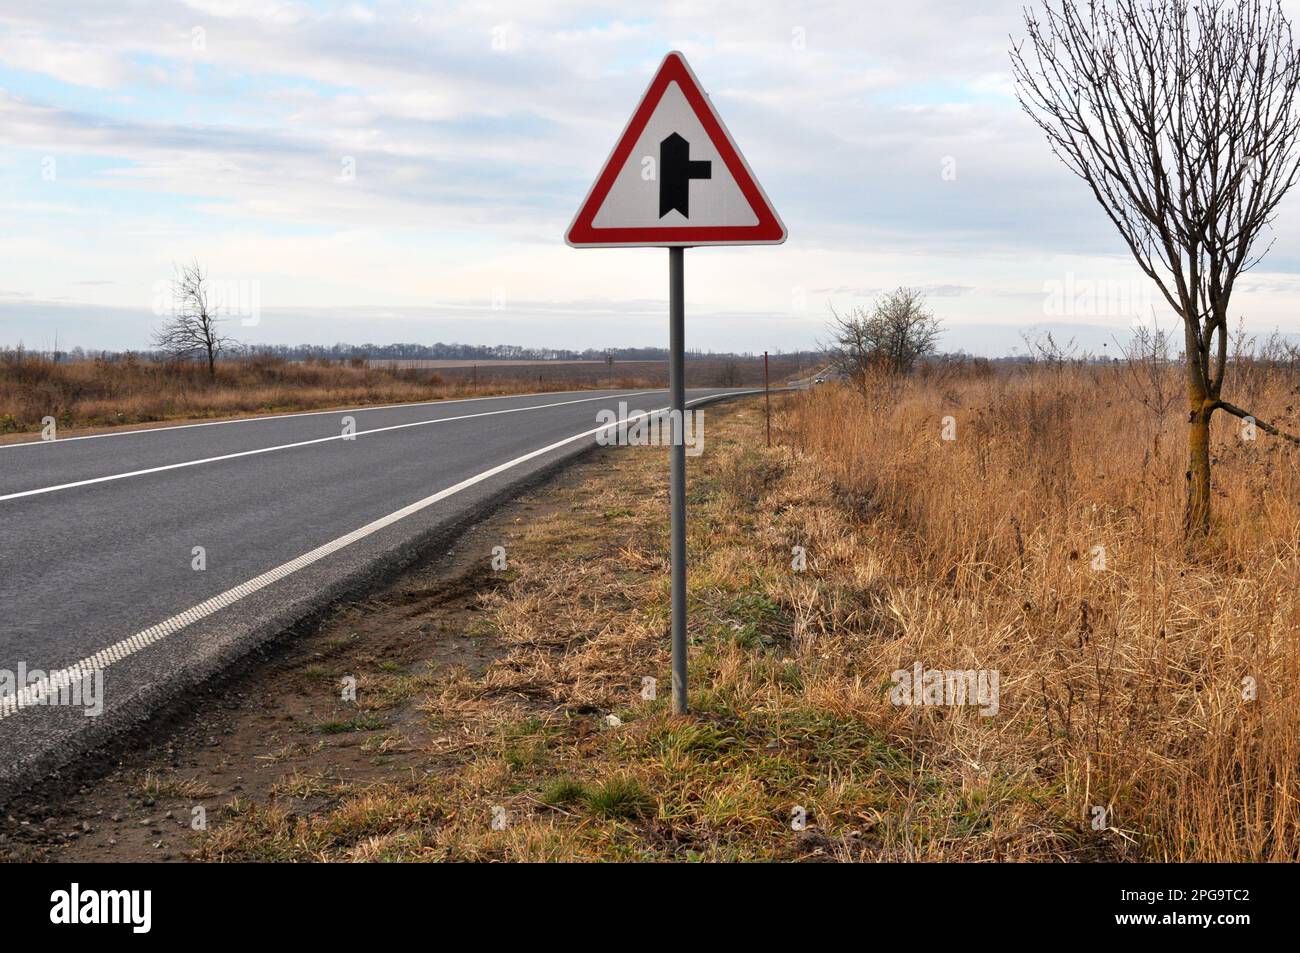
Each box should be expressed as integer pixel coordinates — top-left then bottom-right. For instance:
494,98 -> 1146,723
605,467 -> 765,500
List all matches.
237,343 -> 818,363
6,340 -> 825,365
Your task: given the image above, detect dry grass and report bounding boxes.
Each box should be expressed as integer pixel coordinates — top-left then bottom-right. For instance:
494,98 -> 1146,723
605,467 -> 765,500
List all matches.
141,772 -> 217,801
193,364 -> 1300,862
0,352 -> 654,436
787,363 -> 1300,861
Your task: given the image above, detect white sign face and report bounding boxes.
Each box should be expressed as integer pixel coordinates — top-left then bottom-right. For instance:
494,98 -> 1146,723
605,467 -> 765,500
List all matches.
566,51 -> 786,247
591,81 -> 758,230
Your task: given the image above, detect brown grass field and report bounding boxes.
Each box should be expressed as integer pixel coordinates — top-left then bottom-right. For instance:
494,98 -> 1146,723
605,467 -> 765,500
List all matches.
780,363 -> 1300,860
0,351 -> 805,438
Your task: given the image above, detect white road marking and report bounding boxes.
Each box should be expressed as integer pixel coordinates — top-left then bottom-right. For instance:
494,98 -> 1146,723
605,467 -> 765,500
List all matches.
0,387 -> 628,449
0,390 -> 657,503
0,392 -> 753,719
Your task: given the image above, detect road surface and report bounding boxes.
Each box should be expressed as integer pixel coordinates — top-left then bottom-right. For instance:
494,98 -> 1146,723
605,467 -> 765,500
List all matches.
0,387 -> 752,797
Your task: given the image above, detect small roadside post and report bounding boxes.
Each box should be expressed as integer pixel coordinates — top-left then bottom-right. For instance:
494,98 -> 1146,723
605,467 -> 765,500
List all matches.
566,52 -> 786,714
764,350 -> 771,448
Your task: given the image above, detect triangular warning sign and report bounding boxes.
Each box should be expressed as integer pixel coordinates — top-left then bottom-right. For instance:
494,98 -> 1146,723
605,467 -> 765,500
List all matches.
566,52 -> 786,247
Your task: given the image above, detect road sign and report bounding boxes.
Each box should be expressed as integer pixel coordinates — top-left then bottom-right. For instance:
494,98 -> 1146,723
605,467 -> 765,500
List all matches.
566,51 -> 786,248
567,52 -> 786,715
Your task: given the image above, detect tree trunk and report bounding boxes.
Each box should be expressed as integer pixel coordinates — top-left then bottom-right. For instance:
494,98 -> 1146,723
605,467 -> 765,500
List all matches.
1185,399 -> 1214,538
207,349 -> 216,379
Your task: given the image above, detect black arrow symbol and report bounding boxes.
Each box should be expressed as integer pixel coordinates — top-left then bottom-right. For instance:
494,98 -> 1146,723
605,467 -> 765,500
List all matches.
659,132 -> 711,218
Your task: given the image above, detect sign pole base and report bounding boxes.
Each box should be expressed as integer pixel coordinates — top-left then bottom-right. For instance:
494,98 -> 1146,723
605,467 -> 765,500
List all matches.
669,246 -> 687,716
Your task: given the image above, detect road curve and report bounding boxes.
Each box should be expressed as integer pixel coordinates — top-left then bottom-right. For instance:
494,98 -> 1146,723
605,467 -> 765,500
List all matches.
0,387 -> 753,798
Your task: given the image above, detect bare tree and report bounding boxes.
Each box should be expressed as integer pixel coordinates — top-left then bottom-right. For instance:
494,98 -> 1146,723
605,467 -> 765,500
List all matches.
1115,322 -> 1181,424
1256,328 -> 1300,369
1011,0 -> 1300,537
1021,329 -> 1080,371
152,261 -> 233,377
827,286 -> 942,381
714,359 -> 742,387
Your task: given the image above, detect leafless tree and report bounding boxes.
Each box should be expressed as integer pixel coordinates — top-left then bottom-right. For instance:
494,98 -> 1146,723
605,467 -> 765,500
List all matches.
152,261 -> 233,377
1114,322 -> 1181,430
1011,0 -> 1300,538
714,359 -> 742,387
827,286 -> 942,381
1256,329 -> 1300,369
1021,329 -> 1080,372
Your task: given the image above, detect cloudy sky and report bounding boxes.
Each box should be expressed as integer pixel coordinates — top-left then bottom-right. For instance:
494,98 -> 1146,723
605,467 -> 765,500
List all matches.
5,0 -> 1300,355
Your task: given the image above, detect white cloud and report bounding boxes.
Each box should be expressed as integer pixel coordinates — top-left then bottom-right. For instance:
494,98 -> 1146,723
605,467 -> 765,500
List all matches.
0,28 -> 142,89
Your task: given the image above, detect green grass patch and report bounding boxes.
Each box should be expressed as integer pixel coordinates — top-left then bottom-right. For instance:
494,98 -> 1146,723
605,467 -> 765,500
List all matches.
541,776 -> 589,806
316,712 -> 387,734
583,776 -> 654,820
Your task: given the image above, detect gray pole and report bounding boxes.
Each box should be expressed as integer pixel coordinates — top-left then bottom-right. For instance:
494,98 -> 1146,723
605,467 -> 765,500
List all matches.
764,350 -> 771,448
668,246 -> 687,715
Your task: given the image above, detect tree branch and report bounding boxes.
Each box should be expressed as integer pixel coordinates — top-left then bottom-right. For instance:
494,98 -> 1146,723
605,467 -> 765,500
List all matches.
1215,399 -> 1300,445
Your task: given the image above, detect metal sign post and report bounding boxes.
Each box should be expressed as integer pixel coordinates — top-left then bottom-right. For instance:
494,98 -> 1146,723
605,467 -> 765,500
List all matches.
764,350 -> 771,448
566,51 -> 786,716
668,247 -> 687,713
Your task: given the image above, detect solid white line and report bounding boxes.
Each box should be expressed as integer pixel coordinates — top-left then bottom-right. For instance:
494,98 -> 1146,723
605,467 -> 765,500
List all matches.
0,390 -> 754,719
0,387 -> 637,450
0,390 -> 657,503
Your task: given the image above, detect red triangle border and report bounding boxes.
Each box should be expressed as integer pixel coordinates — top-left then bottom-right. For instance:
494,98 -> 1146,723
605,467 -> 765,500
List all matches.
566,52 -> 786,247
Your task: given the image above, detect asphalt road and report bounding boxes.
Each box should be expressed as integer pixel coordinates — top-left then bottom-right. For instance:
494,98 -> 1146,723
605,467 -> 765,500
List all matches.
0,386 -> 752,796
